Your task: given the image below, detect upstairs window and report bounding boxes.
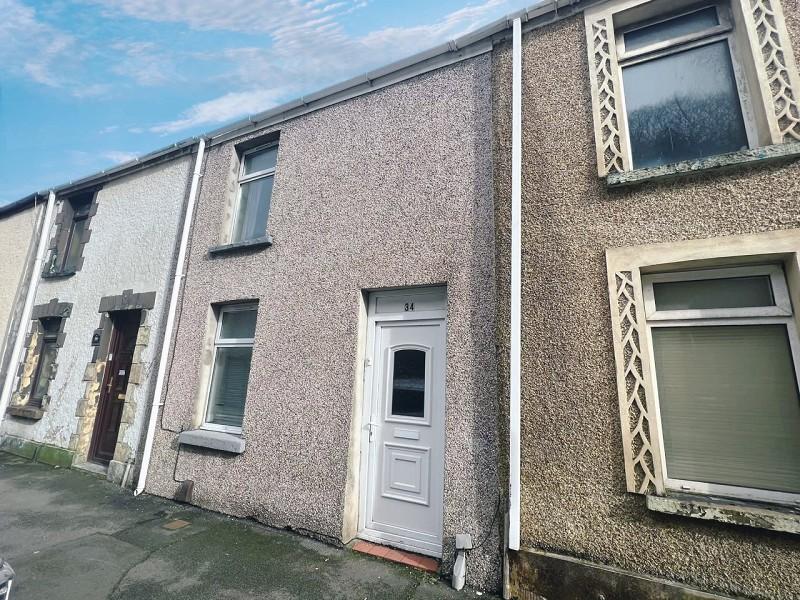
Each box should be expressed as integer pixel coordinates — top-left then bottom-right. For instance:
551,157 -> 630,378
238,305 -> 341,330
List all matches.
29,318 -> 62,408
231,144 -> 277,244
585,0 -> 800,176
63,198 -> 91,272
203,304 -> 258,432
617,4 -> 752,168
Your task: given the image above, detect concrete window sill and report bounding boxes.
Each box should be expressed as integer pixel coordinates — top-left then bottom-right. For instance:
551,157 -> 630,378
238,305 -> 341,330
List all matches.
42,269 -> 77,280
647,493 -> 800,535
607,142 -> 800,188
6,405 -> 45,420
178,429 -> 246,454
208,235 -> 272,257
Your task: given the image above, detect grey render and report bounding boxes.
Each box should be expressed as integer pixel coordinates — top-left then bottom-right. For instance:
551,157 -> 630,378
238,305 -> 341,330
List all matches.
144,55 -> 501,590
492,9 -> 800,600
1,157 -> 193,485
0,198 -> 45,386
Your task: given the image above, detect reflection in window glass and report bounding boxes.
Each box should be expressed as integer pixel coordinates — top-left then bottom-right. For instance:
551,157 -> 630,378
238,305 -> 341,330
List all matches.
653,276 -> 775,311
220,309 -> 258,340
391,349 -> 426,418
624,7 -> 719,52
243,147 -> 278,175
623,41 -> 749,168
206,346 -> 253,428
232,176 -> 274,243
64,217 -> 87,271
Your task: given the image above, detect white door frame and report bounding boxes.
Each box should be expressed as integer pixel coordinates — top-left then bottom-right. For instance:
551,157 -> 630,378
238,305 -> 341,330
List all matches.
357,286 -> 447,556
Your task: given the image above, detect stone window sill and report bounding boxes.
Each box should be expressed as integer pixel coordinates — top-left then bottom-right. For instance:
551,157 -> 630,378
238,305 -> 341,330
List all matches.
42,269 -> 77,280
6,405 -> 45,420
647,493 -> 800,535
607,142 -> 800,188
178,429 -> 245,454
208,235 -> 272,257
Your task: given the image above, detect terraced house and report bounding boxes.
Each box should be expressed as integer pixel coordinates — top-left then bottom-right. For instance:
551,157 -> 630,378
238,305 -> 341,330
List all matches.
2,0 -> 800,598
137,39 -> 502,591
494,0 -> 800,598
0,143 -> 199,486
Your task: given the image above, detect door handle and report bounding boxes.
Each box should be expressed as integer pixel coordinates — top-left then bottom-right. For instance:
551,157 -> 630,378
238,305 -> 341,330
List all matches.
366,422 -> 379,441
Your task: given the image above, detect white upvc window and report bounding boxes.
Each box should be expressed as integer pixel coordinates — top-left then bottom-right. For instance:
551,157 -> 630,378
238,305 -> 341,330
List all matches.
202,304 -> 258,433
641,264 -> 800,506
231,143 -> 278,244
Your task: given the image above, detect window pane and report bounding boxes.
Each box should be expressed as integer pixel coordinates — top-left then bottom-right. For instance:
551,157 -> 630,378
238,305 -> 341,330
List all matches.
31,341 -> 58,406
243,147 -> 278,175
653,325 -> 800,494
64,218 -> 87,270
391,349 -> 426,418
219,308 -> 257,340
653,275 -> 774,311
206,346 -> 253,428
232,176 -> 273,243
625,7 -> 719,52
623,41 -> 749,169
41,317 -> 61,334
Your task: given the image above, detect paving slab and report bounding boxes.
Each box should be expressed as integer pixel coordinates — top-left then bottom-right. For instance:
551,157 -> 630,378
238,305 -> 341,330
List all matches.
0,454 -> 497,599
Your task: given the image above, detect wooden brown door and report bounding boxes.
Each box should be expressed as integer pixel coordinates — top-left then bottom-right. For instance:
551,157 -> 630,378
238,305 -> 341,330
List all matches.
89,311 -> 139,464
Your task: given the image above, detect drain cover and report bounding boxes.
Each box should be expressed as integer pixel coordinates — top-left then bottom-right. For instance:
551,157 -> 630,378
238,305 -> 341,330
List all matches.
162,519 -> 190,530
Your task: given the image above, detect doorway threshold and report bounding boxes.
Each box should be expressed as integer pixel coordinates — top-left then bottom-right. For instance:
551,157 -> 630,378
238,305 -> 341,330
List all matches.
72,460 -> 108,478
352,540 -> 439,573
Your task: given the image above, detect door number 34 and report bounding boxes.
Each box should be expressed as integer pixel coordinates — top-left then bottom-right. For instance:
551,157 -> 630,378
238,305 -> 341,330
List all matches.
404,302 -> 415,312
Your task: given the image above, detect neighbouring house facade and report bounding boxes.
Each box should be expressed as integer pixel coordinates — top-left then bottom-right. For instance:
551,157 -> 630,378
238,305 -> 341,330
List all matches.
0,148 -> 196,486
143,53 -> 502,589
0,195 -> 46,387
495,0 -> 800,599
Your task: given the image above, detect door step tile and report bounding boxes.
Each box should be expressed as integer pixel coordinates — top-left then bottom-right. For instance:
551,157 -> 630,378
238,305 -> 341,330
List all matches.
352,540 -> 439,573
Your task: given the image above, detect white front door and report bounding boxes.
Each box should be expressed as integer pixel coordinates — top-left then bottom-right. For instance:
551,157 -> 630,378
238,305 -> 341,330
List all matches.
360,288 -> 447,557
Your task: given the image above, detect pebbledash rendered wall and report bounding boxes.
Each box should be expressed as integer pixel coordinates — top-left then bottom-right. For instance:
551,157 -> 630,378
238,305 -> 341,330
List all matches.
1,157 -> 193,484
145,55 -> 502,590
0,200 -> 44,384
493,10 -> 800,600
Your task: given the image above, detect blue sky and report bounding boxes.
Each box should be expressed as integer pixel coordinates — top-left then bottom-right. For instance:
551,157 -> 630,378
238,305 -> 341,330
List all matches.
0,0 -> 519,204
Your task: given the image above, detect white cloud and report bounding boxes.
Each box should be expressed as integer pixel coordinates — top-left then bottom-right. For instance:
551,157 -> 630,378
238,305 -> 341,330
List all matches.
147,0 -> 513,134
99,125 -> 120,134
102,150 -> 140,163
0,0 -> 79,88
86,0 -> 361,36
110,40 -> 176,86
150,89 -> 285,134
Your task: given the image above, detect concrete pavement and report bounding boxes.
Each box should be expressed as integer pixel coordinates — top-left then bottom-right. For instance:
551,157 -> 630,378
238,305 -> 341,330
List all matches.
0,454 -> 496,599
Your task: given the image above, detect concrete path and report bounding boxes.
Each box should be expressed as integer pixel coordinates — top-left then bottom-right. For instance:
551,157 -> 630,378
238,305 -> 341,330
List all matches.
0,454 -> 496,599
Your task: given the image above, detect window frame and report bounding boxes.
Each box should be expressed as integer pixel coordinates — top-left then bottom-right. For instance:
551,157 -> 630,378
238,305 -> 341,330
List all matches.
63,207 -> 89,272
201,303 -> 257,434
229,143 -> 278,244
614,1 -> 760,167
29,320 -> 61,408
641,264 -> 800,507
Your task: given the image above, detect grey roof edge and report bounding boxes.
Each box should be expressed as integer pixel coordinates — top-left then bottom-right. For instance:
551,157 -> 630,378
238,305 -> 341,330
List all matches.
4,0 -> 591,208
0,192 -> 45,218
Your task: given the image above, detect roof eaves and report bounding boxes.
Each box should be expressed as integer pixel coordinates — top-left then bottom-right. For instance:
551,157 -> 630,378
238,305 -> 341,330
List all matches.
0,192 -> 44,219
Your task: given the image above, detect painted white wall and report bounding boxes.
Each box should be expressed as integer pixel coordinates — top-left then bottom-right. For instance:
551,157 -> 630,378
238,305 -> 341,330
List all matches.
0,205 -> 42,361
1,157 -> 191,453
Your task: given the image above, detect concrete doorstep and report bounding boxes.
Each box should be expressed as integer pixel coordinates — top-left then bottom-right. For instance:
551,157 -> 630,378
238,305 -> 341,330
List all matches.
0,453 -> 496,600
